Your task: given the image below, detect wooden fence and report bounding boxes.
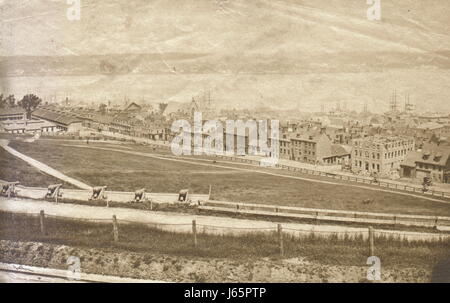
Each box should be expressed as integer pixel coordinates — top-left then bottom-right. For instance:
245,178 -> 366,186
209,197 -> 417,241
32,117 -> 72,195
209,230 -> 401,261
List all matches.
10,210 -> 450,259
198,200 -> 450,229
210,154 -> 450,200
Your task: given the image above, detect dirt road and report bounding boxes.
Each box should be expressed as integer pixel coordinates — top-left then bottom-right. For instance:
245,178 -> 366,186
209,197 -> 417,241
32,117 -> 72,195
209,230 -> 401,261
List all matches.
0,263 -> 166,283
1,197 -> 448,242
0,140 -> 92,190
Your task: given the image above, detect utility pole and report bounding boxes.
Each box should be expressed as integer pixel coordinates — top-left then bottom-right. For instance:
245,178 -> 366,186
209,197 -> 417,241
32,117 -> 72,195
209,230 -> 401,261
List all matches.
404,94 -> 414,114
389,89 -> 398,113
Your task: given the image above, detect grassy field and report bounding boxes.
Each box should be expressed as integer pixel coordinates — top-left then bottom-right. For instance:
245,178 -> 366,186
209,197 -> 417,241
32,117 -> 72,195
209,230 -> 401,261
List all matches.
7,139 -> 450,216
0,147 -> 75,188
1,211 -> 449,270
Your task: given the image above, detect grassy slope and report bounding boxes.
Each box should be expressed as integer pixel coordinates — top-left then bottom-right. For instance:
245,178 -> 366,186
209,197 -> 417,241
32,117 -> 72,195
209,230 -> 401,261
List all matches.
8,140 -> 450,216
1,212 -> 449,270
0,147 -> 75,188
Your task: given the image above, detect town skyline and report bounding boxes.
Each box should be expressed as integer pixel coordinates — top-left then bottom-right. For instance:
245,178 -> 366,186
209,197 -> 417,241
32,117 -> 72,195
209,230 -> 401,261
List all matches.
1,0 -> 450,112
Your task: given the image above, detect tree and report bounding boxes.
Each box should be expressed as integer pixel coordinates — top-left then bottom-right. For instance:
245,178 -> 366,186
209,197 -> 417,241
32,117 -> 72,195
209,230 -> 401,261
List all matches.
19,94 -> 42,119
159,102 -> 168,115
0,94 -> 4,108
99,103 -> 107,115
6,95 -> 15,107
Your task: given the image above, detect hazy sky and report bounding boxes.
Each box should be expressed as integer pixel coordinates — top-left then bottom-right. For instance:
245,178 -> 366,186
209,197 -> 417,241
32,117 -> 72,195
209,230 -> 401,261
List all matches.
1,0 -> 450,113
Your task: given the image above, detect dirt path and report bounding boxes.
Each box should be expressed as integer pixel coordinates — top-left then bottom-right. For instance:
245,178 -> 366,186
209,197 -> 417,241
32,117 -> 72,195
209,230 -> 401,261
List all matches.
1,198 -> 448,241
62,144 -> 450,205
0,140 -> 92,190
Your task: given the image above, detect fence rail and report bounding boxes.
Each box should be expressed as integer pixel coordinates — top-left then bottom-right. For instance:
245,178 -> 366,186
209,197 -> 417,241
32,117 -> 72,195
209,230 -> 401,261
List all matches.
198,200 -> 450,229
2,209 -> 449,264
210,154 -> 450,200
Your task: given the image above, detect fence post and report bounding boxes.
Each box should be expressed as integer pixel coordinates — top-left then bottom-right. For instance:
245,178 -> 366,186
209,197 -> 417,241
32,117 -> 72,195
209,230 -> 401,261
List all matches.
40,210 -> 46,235
368,226 -> 374,256
277,224 -> 284,257
192,220 -> 198,248
208,185 -> 212,200
112,215 -> 119,242
434,217 -> 439,229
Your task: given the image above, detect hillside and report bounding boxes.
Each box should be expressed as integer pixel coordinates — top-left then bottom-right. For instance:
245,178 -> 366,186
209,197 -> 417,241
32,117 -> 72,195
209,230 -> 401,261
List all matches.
1,0 -> 450,111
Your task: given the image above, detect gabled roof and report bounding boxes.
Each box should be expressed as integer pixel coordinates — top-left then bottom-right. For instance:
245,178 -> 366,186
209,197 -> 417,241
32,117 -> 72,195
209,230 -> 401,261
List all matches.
330,144 -> 351,157
0,107 -> 26,116
32,108 -> 82,126
292,130 -> 329,143
402,144 -> 450,167
123,102 -> 142,111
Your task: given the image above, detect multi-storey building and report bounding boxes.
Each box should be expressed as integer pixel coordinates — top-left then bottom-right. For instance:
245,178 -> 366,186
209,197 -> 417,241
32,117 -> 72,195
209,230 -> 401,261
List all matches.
351,135 -> 415,177
400,143 -> 450,183
290,132 -> 332,164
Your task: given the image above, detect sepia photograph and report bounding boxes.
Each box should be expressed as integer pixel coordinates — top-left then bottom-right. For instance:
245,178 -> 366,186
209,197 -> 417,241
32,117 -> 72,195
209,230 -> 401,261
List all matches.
0,0 -> 450,290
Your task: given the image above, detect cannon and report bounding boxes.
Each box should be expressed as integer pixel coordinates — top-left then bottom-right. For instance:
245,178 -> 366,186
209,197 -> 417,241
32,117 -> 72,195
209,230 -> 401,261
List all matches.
0,181 -> 19,198
178,189 -> 189,202
90,186 -> 107,200
133,188 -> 147,203
45,184 -> 63,201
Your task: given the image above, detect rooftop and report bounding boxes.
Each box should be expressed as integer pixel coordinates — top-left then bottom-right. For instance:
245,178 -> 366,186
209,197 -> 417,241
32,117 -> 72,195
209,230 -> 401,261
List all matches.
0,107 -> 26,116
416,122 -> 444,130
402,144 -> 450,167
32,108 -> 82,126
354,135 -> 413,144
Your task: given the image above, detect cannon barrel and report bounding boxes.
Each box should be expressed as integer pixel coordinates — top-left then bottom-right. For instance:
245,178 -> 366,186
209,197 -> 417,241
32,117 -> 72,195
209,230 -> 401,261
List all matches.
178,189 -> 189,202
90,186 -> 107,200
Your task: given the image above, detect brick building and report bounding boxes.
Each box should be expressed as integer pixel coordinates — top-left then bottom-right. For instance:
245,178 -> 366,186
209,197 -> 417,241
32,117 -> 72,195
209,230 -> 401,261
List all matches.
287,131 -> 350,165
351,135 -> 415,177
